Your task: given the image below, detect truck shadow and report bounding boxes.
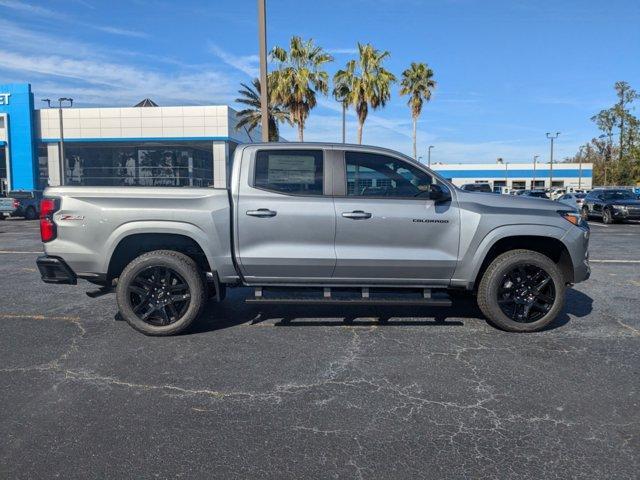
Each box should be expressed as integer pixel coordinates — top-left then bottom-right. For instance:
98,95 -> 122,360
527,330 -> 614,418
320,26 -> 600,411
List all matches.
188,287 -> 593,335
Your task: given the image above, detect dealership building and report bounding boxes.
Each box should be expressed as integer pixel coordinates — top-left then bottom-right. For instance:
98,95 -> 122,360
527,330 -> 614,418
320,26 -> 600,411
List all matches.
0,83 -> 259,194
431,161 -> 593,190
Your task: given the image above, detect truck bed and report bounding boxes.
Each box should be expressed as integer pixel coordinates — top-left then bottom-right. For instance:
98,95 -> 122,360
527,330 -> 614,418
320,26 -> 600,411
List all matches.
42,186 -> 236,282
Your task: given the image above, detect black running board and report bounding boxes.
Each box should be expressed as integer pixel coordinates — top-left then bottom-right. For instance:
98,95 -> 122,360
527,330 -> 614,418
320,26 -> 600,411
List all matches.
246,286 -> 452,307
246,297 -> 452,306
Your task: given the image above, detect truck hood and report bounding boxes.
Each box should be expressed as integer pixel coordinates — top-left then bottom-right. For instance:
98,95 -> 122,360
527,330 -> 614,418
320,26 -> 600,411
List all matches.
455,190 -> 572,214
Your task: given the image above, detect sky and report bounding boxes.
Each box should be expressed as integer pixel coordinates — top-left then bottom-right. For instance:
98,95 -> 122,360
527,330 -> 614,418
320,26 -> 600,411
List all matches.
0,0 -> 638,164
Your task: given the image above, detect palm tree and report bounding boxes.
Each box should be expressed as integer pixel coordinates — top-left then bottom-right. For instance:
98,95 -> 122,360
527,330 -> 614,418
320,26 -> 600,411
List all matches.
235,78 -> 289,142
269,36 -> 333,141
333,43 -> 396,144
400,62 -> 436,159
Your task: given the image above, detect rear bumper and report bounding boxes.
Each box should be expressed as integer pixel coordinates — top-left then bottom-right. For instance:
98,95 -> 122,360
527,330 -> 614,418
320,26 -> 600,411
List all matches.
36,255 -> 77,285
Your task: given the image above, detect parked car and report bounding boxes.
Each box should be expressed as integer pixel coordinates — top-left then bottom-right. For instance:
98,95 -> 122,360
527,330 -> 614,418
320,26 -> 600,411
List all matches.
460,183 -> 492,193
582,188 -> 640,224
0,197 -> 17,220
36,143 -> 590,336
521,190 -> 549,199
6,191 -> 42,220
557,192 -> 587,210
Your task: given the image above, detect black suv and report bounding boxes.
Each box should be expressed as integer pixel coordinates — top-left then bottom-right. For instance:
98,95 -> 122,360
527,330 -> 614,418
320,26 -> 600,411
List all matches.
582,189 -> 640,224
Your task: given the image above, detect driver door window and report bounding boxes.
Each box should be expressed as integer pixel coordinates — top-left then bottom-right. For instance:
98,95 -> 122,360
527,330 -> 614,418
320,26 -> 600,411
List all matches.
345,152 -> 433,198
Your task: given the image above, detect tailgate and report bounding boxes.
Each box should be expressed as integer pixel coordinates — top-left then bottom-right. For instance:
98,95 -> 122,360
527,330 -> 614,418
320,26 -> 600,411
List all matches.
0,198 -> 16,213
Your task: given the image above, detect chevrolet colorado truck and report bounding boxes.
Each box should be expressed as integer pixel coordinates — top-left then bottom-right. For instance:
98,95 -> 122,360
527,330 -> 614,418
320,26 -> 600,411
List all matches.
36,143 -> 590,335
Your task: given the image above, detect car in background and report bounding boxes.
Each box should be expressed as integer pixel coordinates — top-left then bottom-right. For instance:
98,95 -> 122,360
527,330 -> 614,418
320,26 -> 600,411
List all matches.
0,197 -> 17,220
557,192 -> 587,210
460,183 -> 493,193
5,191 -> 42,220
521,190 -> 549,199
582,188 -> 640,224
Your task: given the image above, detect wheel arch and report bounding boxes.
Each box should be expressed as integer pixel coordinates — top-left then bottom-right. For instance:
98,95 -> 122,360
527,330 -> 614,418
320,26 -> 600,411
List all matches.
104,222 -> 216,282
472,235 -> 573,290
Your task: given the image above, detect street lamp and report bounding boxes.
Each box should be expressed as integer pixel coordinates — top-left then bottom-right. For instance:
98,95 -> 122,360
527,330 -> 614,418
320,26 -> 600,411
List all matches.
42,98 -> 73,186
532,154 -> 539,189
257,0 -> 269,142
427,145 -> 434,168
546,132 -> 560,190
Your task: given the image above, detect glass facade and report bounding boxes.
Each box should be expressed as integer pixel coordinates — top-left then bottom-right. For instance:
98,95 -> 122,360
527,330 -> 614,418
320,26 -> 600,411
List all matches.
61,142 -> 213,187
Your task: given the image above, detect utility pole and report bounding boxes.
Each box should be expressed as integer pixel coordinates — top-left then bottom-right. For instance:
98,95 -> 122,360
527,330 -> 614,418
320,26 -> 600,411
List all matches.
257,0 -> 269,142
546,132 -> 560,190
427,145 -> 434,168
532,154 -> 539,189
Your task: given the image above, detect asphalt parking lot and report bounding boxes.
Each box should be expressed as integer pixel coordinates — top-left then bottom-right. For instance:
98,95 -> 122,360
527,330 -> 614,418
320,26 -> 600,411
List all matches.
0,219 -> 638,479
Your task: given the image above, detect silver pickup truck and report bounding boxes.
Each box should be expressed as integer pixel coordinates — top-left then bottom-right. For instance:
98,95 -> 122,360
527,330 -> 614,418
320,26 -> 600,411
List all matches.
36,143 -> 590,335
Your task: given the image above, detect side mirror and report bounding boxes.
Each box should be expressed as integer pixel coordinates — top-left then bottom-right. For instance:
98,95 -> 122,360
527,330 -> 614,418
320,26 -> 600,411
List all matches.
429,184 -> 451,203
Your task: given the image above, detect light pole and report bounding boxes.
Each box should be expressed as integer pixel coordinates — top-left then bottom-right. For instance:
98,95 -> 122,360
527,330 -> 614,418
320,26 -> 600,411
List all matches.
427,145 -> 434,168
58,98 -> 73,185
532,154 -> 539,189
546,132 -> 560,190
257,0 -> 269,142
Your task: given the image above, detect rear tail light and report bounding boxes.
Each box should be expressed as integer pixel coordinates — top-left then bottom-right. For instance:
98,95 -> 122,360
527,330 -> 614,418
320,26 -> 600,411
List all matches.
40,198 -> 60,242
12,199 -> 20,209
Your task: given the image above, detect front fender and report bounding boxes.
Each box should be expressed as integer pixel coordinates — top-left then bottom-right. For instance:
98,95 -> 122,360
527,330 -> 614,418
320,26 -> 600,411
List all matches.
451,224 -> 568,289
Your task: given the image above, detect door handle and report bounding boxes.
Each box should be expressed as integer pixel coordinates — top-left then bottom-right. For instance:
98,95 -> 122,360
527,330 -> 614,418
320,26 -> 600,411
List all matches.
246,208 -> 277,218
342,210 -> 372,219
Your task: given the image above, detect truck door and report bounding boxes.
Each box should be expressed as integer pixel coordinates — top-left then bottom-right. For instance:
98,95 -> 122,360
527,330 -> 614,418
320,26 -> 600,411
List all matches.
235,148 -> 336,283
332,150 -> 460,284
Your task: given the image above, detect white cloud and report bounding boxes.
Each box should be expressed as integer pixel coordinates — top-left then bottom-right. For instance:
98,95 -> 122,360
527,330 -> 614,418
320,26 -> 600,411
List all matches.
209,44 -> 259,78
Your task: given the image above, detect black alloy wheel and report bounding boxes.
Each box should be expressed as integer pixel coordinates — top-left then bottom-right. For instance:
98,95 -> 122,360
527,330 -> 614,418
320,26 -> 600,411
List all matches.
496,264 -> 556,323
128,266 -> 191,326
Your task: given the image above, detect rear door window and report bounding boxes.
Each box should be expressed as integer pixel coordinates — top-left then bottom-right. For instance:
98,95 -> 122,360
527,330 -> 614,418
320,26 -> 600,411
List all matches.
254,150 -> 324,196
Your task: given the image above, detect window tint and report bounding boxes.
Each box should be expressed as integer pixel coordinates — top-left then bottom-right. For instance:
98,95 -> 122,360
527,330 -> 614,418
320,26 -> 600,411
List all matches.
254,149 -> 323,195
345,151 -> 433,198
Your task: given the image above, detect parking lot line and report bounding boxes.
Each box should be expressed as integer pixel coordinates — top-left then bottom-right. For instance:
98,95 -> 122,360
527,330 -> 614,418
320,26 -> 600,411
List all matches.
0,250 -> 42,254
591,259 -> 640,263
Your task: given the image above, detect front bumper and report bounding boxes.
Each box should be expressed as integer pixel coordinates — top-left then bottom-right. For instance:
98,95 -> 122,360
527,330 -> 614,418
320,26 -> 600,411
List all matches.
36,255 -> 77,285
612,208 -> 640,220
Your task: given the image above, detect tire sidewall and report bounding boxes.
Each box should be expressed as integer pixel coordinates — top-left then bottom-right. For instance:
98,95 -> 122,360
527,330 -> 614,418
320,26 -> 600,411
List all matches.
602,208 -> 612,224
480,251 -> 565,332
116,251 -> 205,336
25,207 -> 37,220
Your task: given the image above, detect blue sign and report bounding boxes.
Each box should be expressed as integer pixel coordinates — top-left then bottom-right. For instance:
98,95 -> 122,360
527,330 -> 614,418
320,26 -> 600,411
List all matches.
0,83 -> 38,191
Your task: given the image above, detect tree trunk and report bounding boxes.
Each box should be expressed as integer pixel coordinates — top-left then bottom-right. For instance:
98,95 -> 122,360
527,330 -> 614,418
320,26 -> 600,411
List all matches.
298,121 -> 304,142
412,116 -> 417,160
357,120 -> 363,144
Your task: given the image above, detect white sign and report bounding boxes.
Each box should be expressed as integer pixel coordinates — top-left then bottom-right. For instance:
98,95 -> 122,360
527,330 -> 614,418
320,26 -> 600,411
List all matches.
267,155 -> 316,184
0,93 -> 10,106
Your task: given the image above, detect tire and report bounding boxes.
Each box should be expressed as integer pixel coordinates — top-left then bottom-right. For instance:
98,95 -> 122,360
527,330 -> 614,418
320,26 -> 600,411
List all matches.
580,207 -> 589,221
602,208 -> 613,224
25,206 -> 37,220
477,249 -> 565,332
116,250 -> 206,336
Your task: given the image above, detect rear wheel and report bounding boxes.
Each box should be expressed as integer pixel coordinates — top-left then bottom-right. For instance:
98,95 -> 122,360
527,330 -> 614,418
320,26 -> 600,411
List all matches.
477,249 -> 565,332
116,250 -> 206,336
25,206 -> 37,220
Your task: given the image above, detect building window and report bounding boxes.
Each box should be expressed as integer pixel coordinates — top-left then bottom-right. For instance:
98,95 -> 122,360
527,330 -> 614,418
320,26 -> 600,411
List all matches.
62,143 -> 213,187
38,146 -> 49,190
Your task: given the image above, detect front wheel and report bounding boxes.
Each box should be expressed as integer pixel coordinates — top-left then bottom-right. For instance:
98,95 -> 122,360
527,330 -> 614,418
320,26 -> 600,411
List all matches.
602,208 -> 614,224
477,249 -> 565,332
116,250 -> 206,336
580,207 -> 589,221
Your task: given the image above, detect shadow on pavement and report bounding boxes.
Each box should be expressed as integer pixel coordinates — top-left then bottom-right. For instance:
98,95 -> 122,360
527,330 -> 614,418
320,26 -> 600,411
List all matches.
187,285 -> 594,335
